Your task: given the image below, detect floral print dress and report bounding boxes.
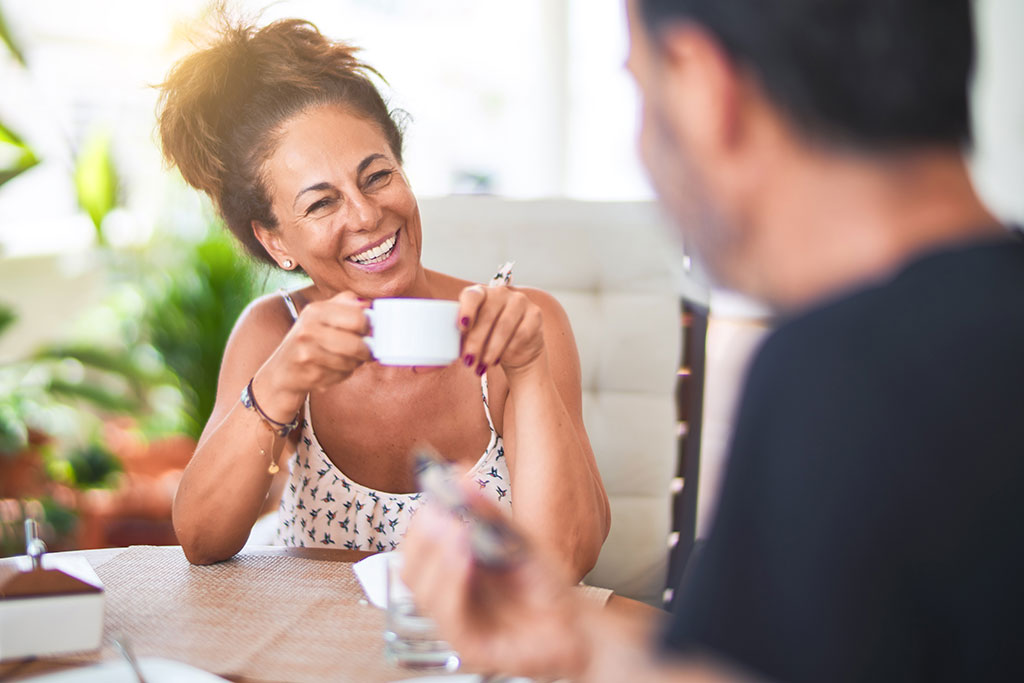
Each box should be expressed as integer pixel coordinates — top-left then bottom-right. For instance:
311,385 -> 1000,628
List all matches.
274,292 -> 512,551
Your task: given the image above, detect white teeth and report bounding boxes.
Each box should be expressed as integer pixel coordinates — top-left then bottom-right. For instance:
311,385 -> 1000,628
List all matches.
349,234 -> 396,264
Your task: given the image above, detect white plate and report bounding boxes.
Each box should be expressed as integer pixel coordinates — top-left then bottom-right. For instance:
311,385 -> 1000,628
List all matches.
23,657 -> 228,682
387,677 -> 534,683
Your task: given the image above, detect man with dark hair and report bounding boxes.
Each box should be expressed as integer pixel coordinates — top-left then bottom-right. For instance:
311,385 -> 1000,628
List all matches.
402,0 -> 1024,680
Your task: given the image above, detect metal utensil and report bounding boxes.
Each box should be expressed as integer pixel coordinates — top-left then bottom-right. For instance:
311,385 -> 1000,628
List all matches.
24,518 -> 46,570
113,637 -> 148,683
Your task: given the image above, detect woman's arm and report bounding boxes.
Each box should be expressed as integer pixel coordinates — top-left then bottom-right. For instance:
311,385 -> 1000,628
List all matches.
501,289 -> 610,580
173,291 -> 371,564
458,286 -> 610,581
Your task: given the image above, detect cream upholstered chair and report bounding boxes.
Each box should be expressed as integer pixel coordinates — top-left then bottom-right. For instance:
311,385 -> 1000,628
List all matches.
417,196 -> 687,605
693,292 -> 772,540
665,288 -> 772,605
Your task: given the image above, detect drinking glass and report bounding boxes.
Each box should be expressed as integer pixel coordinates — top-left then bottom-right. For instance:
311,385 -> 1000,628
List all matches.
383,554 -> 460,670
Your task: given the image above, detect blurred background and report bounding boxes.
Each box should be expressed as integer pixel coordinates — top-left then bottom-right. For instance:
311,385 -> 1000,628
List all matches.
0,0 -> 1021,556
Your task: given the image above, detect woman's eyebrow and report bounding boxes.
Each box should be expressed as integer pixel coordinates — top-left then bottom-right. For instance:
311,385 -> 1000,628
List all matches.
357,153 -> 387,175
293,182 -> 334,210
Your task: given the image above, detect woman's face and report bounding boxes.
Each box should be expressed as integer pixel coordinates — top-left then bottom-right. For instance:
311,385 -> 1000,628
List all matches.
256,104 -> 423,299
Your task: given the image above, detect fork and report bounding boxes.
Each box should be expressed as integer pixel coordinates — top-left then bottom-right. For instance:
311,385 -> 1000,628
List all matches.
113,636 -> 148,683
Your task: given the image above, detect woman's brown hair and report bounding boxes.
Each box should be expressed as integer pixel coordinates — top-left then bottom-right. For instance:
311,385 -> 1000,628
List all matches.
156,18 -> 404,265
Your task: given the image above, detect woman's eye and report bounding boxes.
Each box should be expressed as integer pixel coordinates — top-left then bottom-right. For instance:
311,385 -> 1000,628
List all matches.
306,198 -> 333,215
366,170 -> 393,187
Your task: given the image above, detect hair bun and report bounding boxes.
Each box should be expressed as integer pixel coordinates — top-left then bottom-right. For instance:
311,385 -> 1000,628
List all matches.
156,16 -> 404,265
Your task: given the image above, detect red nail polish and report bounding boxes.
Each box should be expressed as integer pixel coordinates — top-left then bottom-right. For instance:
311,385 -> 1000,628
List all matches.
460,316 -> 470,327
476,364 -> 487,376
464,354 -> 475,367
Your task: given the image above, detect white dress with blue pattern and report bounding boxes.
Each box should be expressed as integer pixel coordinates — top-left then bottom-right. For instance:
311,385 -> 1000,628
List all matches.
274,291 -> 512,551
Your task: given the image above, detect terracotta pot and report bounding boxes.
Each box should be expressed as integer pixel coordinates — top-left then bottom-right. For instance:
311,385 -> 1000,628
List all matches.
0,447 -> 48,499
103,420 -> 195,477
74,423 -> 193,549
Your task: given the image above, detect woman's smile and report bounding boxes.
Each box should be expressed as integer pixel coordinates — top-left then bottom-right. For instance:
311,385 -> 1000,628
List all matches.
345,228 -> 401,272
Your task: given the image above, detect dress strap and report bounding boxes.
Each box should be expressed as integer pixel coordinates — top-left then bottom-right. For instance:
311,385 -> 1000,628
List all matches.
279,289 -> 300,323
480,374 -> 498,434
478,261 -> 513,435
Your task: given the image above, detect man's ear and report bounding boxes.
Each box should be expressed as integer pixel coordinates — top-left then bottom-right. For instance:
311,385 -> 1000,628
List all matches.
658,23 -> 744,154
252,220 -> 291,269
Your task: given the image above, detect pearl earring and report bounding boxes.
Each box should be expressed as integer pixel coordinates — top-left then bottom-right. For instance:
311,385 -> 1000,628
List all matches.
282,259 -> 293,269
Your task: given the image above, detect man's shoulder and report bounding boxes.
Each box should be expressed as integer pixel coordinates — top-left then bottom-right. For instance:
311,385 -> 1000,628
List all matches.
734,234 -> 1024,477
758,236 -> 1024,378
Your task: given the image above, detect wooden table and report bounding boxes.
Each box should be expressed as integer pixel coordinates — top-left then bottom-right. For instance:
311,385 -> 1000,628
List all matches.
0,545 -> 411,682
0,545 -> 661,682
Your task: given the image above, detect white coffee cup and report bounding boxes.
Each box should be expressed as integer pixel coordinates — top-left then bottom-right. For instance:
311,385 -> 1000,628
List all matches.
364,298 -> 461,366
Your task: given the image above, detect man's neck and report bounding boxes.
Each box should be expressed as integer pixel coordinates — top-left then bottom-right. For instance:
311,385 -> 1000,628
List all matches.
737,148 -> 1002,312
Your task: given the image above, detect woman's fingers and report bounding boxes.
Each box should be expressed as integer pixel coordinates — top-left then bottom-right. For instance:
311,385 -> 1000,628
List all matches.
476,298 -> 526,369
460,287 -> 504,372
460,287 -> 545,373
312,293 -> 372,335
277,292 -> 375,390
457,285 -> 487,333
311,321 -> 373,363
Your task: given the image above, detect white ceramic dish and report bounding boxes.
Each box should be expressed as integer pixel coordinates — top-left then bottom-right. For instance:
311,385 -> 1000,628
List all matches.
21,657 -> 229,682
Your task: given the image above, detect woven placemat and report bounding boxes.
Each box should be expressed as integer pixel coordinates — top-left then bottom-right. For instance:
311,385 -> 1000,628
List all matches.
61,546 -> 424,682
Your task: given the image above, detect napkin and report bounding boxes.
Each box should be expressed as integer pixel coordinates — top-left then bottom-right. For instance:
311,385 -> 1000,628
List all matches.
352,550 -> 396,608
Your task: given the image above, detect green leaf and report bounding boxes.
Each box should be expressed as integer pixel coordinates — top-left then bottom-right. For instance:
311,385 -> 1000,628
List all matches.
46,378 -> 141,414
0,3 -> 25,67
65,441 -> 122,488
0,301 -> 15,337
0,119 -> 39,189
73,129 -> 119,245
143,230 -> 259,438
40,497 -> 78,536
0,399 -> 29,455
34,343 -> 169,388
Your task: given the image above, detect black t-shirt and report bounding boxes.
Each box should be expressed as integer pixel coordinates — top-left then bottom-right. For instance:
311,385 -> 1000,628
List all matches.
664,235 -> 1024,682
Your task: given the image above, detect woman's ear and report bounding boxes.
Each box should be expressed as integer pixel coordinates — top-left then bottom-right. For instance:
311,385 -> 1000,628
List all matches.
252,220 -> 294,270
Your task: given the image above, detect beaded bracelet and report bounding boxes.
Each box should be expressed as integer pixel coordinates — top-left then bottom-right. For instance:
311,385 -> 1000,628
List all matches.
240,378 -> 300,438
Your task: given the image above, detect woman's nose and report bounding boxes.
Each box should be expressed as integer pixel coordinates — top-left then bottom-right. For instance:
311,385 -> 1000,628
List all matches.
348,192 -> 382,232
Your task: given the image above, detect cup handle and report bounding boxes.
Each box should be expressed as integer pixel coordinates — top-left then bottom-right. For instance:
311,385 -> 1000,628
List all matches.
363,308 -> 376,357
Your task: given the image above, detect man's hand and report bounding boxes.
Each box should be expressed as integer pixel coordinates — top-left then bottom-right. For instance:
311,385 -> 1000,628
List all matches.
400,492 -> 591,678
400,486 -> 759,683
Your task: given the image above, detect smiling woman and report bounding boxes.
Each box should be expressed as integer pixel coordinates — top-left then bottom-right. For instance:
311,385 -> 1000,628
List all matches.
155,17 -> 610,578
254,107 -> 424,298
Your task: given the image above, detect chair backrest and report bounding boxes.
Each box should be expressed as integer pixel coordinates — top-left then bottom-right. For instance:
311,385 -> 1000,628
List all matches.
418,196 -> 690,604
693,292 -> 772,540
664,290 -> 772,606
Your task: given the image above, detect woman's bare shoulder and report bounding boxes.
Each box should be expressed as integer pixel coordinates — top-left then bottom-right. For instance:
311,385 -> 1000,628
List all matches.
425,270 -> 566,313
424,269 -> 476,298
515,287 -> 571,327
226,289 -> 305,358
238,291 -> 295,330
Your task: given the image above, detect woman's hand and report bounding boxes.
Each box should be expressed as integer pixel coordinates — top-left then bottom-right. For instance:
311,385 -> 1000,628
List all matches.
457,285 -> 546,377
255,291 -> 372,417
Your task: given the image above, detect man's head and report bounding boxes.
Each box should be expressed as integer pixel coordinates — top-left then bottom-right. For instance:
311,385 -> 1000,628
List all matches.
626,0 -> 977,293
